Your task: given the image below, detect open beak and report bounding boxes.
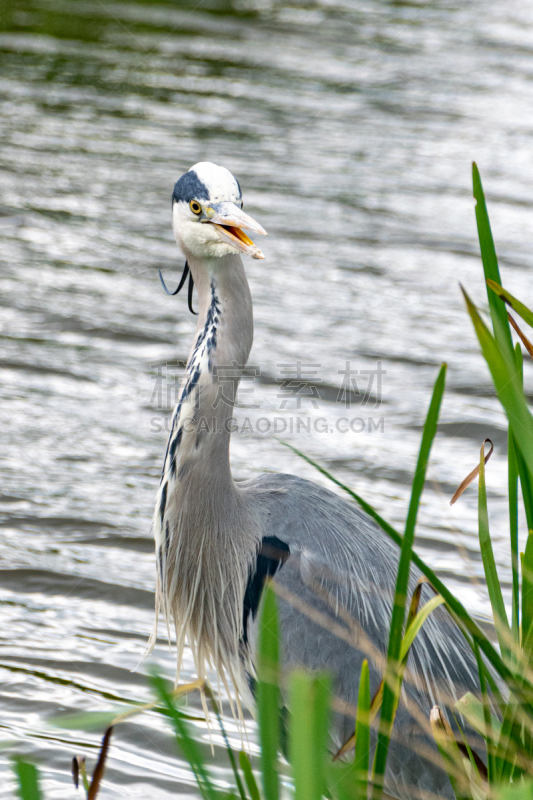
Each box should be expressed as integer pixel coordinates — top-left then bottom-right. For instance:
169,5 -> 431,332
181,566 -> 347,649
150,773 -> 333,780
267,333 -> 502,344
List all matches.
204,202 -> 267,260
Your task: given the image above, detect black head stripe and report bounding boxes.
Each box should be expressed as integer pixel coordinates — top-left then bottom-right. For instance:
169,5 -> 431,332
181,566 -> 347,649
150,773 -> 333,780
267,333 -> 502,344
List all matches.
235,177 -> 242,200
172,169 -> 210,205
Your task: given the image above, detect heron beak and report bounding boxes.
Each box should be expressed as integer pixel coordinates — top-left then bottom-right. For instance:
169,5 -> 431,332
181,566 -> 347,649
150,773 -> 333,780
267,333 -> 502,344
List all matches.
204,202 -> 267,260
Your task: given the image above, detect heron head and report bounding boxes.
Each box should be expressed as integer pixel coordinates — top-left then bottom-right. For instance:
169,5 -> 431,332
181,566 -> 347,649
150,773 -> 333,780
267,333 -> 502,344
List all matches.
172,162 -> 266,260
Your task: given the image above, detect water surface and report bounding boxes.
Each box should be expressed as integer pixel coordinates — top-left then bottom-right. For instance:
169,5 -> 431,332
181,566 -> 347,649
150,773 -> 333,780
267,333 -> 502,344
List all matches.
1,0 -> 533,794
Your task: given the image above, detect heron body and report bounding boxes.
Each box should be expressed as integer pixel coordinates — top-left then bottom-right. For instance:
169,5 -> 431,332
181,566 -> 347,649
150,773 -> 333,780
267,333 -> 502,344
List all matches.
151,162 -> 481,799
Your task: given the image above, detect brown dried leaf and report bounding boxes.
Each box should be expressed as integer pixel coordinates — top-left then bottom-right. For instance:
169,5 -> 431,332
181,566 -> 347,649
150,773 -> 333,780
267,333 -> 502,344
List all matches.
509,312 -> 533,359
430,705 -> 487,780
88,727 -> 113,800
450,438 -> 493,505
430,704 -> 454,738
406,577 -> 430,627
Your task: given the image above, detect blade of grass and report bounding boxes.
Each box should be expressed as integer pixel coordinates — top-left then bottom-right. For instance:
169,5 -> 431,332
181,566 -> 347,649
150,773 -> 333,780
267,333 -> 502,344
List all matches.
204,686 -> 247,800
462,287 -> 533,486
239,751 -> 260,800
513,345 -> 533,534
522,533 -> 533,660
429,707 -> 471,800
13,760 -> 42,800
513,343 -> 533,612
486,280 -> 533,330
517,448 -> 533,534
455,692 -> 502,741
52,680 -> 204,731
257,583 -> 281,800
500,781 -> 533,799
474,644 -> 495,784
477,440 -> 510,662
353,660 -> 370,799
472,163 -> 514,359
150,673 -> 219,800
311,675 -> 331,800
400,595 -> 445,660
513,342 -> 533,530
509,424 -> 520,647
497,700 -> 523,784
290,671 -> 330,800
451,714 -> 488,791
372,365 -> 446,799
456,691 -> 528,783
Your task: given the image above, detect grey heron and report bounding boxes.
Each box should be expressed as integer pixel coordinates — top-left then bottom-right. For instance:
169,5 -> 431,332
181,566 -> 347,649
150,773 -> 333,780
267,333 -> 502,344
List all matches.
150,162 -> 481,799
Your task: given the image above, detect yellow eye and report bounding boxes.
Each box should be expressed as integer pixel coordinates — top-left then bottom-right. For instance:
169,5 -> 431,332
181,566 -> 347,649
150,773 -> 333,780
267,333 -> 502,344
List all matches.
189,200 -> 202,215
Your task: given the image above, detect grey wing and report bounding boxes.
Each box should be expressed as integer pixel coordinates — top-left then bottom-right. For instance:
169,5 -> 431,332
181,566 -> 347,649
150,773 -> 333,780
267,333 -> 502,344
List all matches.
240,472 -> 482,800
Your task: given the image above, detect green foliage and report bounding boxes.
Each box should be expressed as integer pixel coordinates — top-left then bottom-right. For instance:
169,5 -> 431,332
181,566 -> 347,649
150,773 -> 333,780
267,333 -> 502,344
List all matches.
353,660 -> 370,799
372,364 -> 446,798
13,759 -> 42,800
257,584 -> 281,800
290,671 -> 331,800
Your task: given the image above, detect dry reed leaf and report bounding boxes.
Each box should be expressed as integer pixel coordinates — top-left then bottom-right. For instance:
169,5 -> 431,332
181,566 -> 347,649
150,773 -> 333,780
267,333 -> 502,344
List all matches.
430,706 -> 487,781
508,312 -> 533,358
450,439 -> 493,506
88,727 -> 113,800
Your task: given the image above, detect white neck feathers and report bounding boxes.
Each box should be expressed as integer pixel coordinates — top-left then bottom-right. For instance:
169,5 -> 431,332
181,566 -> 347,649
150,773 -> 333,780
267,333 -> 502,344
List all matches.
149,254 -> 260,702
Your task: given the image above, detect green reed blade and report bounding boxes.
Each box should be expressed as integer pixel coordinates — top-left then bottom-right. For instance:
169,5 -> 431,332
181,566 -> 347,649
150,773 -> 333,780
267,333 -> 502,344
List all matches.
487,280 -> 533,330
513,346 -> 533,533
354,660 -> 370,798
478,439 -> 510,662
13,760 -> 42,800
430,707 -> 471,800
472,163 -> 514,359
509,424 -> 520,646
497,699 -> 523,785
400,595 -> 445,661
239,752 -> 260,800
330,762 -> 359,800
474,643 -> 495,784
372,365 -> 446,799
456,691 -> 502,741
257,583 -> 281,800
52,705 -> 202,731
517,448 -> 533,534
462,287 -> 533,486
522,534 -> 533,659
204,687 -> 247,800
150,673 -> 219,800
311,675 -> 331,799
290,671 -> 330,800
500,780 -> 533,799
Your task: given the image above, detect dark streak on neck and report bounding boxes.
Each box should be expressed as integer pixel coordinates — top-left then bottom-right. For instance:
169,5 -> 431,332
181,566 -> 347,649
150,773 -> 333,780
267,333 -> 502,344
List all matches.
160,280 -> 221,482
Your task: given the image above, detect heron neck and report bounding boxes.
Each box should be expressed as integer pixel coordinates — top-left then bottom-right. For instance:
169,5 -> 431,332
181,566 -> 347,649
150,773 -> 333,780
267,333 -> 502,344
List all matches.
162,253 -> 253,494
151,253 -> 259,693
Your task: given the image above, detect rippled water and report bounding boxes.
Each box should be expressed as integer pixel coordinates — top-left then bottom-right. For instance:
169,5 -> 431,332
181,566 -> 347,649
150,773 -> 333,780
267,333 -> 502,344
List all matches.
1,0 -> 533,794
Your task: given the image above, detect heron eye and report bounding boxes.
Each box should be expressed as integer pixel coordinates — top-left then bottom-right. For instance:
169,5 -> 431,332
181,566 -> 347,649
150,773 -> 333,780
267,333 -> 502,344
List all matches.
189,200 -> 202,215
